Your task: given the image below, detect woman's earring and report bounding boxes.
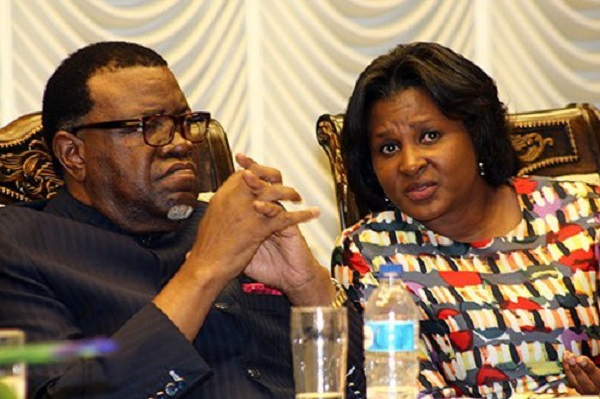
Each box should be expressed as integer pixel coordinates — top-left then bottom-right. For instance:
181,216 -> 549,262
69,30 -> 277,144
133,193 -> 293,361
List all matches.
478,161 -> 486,176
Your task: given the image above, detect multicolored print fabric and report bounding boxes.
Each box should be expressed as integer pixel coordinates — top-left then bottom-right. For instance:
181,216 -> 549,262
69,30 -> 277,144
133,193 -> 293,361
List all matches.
331,176 -> 600,398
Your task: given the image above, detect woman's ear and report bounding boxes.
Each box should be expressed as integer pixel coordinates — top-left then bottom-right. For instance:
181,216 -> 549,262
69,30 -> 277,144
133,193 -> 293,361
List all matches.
53,131 -> 86,182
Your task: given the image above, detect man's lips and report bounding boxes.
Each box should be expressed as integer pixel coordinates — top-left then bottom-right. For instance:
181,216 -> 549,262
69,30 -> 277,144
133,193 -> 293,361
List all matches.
163,162 -> 197,178
404,181 -> 437,201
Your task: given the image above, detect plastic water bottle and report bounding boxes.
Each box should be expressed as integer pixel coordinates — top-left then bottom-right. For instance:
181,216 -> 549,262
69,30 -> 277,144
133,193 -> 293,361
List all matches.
363,264 -> 420,399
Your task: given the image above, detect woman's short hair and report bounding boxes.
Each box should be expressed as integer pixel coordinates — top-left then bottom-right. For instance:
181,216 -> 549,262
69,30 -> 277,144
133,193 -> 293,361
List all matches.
42,41 -> 168,176
341,42 -> 519,214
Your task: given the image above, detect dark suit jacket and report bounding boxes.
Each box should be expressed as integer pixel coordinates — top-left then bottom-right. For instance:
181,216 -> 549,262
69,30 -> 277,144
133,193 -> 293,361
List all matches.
0,189 -> 364,398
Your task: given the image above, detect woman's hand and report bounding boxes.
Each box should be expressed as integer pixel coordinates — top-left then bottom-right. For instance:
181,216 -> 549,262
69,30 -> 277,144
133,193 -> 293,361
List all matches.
563,351 -> 600,395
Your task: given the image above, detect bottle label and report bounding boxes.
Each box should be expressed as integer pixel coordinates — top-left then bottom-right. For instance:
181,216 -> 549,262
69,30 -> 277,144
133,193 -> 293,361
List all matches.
364,320 -> 416,352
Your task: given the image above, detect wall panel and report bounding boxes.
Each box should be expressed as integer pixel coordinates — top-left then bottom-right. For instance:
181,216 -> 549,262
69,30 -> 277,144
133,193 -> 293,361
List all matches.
1,0 -> 599,266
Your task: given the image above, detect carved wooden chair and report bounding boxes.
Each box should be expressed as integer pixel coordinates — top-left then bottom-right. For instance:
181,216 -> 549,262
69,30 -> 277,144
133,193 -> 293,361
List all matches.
0,112 -> 235,205
317,103 -> 600,230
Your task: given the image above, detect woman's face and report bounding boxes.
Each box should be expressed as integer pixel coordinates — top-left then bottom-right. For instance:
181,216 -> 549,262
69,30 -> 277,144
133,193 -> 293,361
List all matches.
368,87 -> 486,228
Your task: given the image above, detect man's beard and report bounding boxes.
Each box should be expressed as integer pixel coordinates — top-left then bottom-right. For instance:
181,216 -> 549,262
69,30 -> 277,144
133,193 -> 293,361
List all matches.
167,204 -> 193,220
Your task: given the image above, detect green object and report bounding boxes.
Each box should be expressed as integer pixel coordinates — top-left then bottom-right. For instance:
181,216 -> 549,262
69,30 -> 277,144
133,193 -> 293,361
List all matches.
0,381 -> 18,399
0,338 -> 115,365
0,342 -> 59,365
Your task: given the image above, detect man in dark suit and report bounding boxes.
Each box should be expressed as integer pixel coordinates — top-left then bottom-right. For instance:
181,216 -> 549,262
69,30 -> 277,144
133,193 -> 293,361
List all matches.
0,41 -> 363,398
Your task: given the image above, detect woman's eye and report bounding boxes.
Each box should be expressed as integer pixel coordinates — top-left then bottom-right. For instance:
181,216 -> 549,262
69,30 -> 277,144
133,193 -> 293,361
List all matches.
380,143 -> 398,154
422,130 -> 440,143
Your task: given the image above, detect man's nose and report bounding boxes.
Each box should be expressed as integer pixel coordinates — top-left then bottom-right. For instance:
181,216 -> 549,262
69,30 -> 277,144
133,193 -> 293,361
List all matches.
171,122 -> 191,144
161,123 -> 194,156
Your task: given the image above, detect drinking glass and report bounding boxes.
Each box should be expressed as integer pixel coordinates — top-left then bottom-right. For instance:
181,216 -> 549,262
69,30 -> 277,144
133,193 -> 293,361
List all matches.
0,329 -> 25,399
291,306 -> 348,399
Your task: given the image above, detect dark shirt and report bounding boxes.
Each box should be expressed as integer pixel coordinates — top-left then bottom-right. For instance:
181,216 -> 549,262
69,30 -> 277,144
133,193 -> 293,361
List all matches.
0,189 -> 364,398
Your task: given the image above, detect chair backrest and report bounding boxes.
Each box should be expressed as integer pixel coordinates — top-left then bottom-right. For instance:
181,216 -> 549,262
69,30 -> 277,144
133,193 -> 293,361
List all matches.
0,112 -> 235,204
317,103 -> 600,230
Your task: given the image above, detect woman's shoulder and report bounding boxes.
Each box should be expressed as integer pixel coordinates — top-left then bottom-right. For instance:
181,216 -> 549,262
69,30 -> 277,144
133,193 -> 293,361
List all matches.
339,210 -> 403,236
335,209 -> 428,250
511,175 -> 600,197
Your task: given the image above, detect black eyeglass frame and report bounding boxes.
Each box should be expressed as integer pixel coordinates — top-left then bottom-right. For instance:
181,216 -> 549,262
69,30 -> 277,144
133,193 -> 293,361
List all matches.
68,111 -> 211,147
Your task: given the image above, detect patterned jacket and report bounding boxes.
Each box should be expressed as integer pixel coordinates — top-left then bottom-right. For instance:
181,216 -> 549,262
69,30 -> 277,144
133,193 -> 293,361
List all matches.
332,176 -> 600,398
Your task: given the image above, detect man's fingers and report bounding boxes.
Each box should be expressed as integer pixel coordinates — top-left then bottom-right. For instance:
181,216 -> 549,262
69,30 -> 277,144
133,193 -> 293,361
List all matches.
253,202 -> 319,226
262,186 -> 302,203
253,201 -> 285,218
242,171 -> 301,202
235,153 -> 254,169
278,207 -> 320,227
236,153 -> 283,184
242,170 -> 267,192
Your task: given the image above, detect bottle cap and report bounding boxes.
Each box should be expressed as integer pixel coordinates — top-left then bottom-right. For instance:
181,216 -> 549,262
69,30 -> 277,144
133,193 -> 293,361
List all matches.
379,263 -> 403,276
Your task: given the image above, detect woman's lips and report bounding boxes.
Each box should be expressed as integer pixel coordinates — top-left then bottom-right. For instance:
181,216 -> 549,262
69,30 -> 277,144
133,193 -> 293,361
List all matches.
404,182 -> 437,201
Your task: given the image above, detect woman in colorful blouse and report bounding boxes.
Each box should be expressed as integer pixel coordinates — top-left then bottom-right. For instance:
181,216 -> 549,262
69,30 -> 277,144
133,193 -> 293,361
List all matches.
332,41 -> 600,398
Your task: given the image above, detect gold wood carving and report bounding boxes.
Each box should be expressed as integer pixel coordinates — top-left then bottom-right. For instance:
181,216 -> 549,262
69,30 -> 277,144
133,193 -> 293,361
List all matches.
510,119 -> 581,176
510,132 -> 554,163
0,138 -> 63,201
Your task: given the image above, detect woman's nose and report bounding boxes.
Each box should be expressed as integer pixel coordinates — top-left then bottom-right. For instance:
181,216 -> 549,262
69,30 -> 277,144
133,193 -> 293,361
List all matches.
399,146 -> 427,176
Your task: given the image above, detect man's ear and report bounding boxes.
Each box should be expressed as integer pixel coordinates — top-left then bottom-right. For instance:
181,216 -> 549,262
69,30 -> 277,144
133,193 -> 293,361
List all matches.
53,131 -> 86,182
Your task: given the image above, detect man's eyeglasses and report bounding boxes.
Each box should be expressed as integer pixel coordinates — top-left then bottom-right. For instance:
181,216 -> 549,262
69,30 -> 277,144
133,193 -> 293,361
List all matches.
69,111 -> 211,147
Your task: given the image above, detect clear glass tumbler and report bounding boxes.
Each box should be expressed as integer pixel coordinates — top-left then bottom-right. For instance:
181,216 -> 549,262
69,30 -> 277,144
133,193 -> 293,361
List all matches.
0,329 -> 26,399
291,306 -> 348,399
